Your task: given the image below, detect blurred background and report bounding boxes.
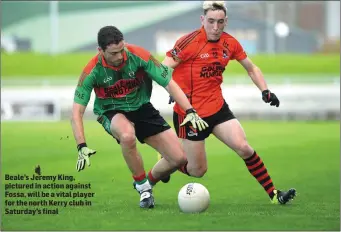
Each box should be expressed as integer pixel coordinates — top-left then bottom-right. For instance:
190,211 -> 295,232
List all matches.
1,1 -> 340,121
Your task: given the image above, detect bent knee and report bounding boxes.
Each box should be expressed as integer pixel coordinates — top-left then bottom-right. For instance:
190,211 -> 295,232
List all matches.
119,133 -> 136,146
171,154 -> 187,168
189,166 -> 207,178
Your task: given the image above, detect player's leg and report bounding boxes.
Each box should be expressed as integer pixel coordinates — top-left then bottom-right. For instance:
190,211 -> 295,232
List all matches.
156,152 -> 171,183
180,139 -> 208,177
98,112 -> 146,178
110,113 -> 145,177
165,111 -> 212,178
132,103 -> 187,185
106,112 -> 153,208
212,118 -> 254,158
144,128 -> 187,182
158,139 -> 208,182
212,113 -> 296,204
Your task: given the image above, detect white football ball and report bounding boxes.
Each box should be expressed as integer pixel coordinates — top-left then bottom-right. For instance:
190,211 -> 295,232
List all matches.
178,183 -> 210,213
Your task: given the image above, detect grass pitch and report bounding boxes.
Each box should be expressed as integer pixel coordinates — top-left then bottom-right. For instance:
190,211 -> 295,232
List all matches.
1,53 -> 339,78
1,120 -> 340,230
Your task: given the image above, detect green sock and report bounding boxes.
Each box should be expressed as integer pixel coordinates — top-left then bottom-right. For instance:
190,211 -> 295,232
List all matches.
135,178 -> 147,185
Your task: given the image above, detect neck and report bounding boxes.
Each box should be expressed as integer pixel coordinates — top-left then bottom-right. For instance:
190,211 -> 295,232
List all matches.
208,39 -> 220,43
102,56 -> 115,67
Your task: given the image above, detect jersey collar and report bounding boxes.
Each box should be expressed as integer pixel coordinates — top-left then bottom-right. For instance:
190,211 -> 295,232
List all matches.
200,26 -> 208,42
100,49 -> 128,71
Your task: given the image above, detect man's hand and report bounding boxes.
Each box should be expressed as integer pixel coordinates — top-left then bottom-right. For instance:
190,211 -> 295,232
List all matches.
180,108 -> 209,131
76,143 -> 96,172
262,90 -> 280,107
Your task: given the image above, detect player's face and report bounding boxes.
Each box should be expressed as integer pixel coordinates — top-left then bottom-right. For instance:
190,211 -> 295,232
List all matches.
201,9 -> 227,41
100,41 -> 125,67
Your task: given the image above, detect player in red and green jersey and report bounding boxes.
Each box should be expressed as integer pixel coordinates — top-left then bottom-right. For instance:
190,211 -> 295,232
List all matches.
71,26 -> 208,209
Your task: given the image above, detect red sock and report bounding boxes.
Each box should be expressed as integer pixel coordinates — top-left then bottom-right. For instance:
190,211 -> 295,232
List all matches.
178,161 -> 190,176
147,170 -> 159,185
133,172 -> 146,184
244,151 -> 276,199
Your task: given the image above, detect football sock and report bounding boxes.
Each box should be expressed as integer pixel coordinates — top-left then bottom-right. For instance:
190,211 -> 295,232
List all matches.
133,172 -> 147,185
178,161 -> 190,176
147,170 -> 159,186
243,151 -> 275,199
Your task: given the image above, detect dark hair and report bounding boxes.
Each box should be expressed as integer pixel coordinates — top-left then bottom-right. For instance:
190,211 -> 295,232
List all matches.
97,26 -> 124,51
204,3 -> 227,15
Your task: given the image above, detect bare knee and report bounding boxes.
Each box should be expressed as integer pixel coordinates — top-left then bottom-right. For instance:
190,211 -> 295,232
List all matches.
187,161 -> 207,177
235,142 -> 253,159
189,165 -> 207,178
119,133 -> 136,148
170,152 -> 187,168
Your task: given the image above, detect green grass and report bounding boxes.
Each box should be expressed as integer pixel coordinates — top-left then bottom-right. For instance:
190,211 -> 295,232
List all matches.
1,121 -> 340,230
1,52 -> 339,79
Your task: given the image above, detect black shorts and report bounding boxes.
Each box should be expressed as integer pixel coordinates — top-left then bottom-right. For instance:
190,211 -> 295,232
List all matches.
173,101 -> 236,141
97,102 -> 171,144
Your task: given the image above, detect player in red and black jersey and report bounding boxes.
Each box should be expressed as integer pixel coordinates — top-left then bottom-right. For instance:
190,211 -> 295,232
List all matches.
161,1 -> 296,205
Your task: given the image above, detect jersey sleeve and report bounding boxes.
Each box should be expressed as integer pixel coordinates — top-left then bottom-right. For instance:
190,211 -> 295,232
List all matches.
74,69 -> 96,106
165,33 -> 199,62
126,44 -> 172,87
143,55 -> 172,87
230,39 -> 247,61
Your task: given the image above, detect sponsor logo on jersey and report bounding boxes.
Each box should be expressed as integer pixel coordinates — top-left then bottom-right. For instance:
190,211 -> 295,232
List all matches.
171,47 -> 179,56
200,53 -> 210,59
75,90 -> 85,100
128,71 -> 135,77
95,69 -> 146,98
223,50 -> 229,59
171,47 -> 181,62
200,62 -> 225,78
104,76 -> 113,83
160,66 -> 169,79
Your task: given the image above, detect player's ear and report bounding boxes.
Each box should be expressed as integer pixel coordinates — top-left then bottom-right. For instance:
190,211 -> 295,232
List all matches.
200,15 -> 205,25
97,47 -> 104,55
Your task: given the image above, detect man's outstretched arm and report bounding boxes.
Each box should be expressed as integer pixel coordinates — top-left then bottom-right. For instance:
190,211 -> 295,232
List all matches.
238,57 -> 268,91
71,102 -> 88,145
71,102 -> 96,171
72,69 -> 96,172
239,57 -> 280,107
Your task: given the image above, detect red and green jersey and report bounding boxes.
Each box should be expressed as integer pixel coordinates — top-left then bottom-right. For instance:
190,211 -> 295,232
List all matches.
74,44 -> 172,115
